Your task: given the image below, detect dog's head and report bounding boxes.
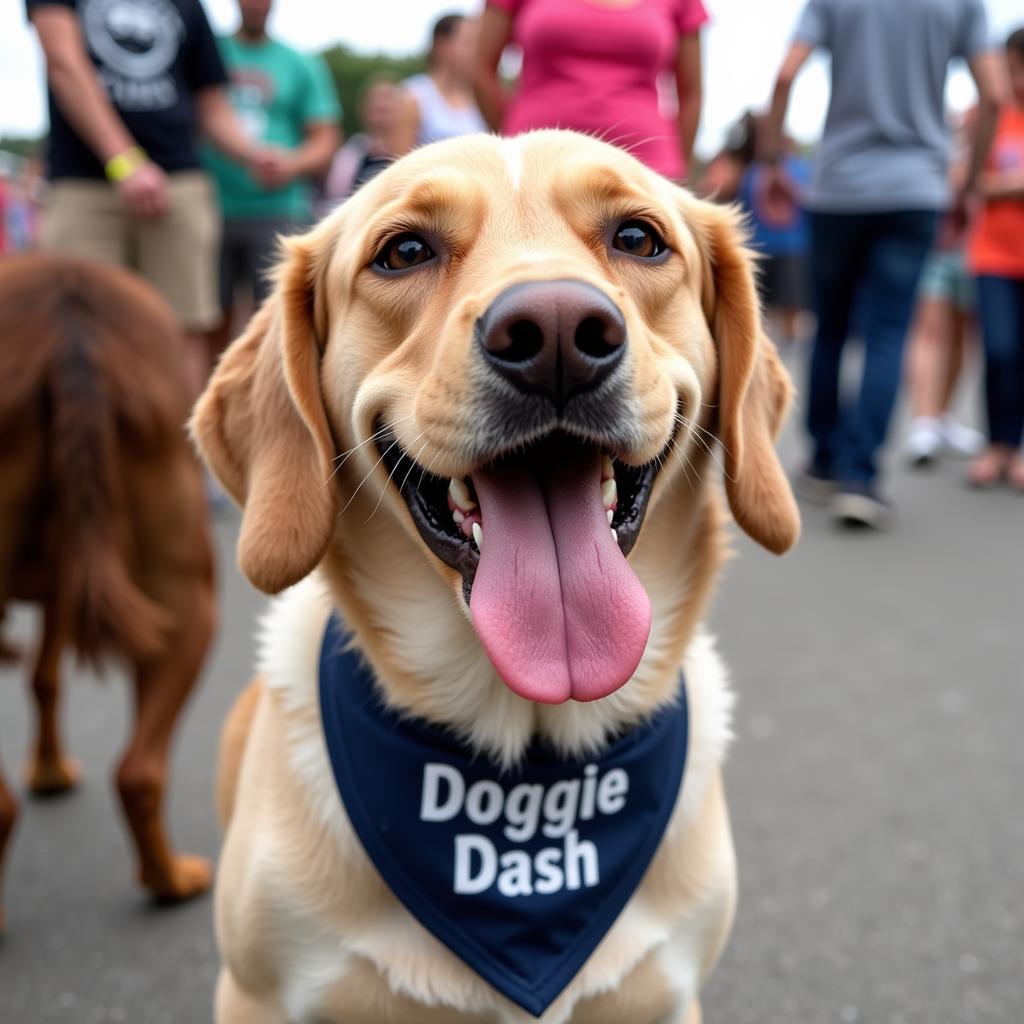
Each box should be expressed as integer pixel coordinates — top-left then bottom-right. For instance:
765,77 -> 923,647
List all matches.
193,131 -> 798,706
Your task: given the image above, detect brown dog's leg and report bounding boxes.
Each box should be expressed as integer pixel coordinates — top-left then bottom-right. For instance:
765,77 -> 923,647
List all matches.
115,580 -> 215,902
0,755 -> 18,934
26,605 -> 81,795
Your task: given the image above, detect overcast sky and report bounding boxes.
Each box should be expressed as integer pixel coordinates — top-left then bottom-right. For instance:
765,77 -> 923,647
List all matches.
1,0 -> 1021,158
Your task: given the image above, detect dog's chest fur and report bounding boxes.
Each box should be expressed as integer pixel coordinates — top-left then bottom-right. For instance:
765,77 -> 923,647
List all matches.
217,577 -> 737,1024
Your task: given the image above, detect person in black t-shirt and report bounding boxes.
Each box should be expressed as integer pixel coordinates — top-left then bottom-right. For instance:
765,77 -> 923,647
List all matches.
27,0 -> 284,392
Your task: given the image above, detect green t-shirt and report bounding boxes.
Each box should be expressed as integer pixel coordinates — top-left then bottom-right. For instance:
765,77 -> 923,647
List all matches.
204,36 -> 340,221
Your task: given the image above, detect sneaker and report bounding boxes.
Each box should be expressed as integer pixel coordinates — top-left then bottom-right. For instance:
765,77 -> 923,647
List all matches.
904,417 -> 943,468
831,482 -> 892,529
794,466 -> 838,504
940,416 -> 985,459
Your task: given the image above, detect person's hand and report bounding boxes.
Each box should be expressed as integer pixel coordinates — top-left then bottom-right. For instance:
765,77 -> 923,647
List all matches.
117,160 -> 170,219
756,163 -> 801,229
946,181 -> 977,242
249,146 -> 296,191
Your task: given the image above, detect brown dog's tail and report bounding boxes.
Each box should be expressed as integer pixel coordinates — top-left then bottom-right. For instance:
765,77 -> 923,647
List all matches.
49,300 -> 171,667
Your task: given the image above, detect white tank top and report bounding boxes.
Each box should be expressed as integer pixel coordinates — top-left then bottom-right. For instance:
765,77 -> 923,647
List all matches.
404,73 -> 488,146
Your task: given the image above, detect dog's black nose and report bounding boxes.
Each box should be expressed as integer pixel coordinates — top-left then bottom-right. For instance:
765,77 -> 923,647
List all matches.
477,280 -> 627,409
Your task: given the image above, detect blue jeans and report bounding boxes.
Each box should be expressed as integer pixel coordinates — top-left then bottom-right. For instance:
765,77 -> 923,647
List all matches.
806,210 -> 939,485
975,275 -> 1024,448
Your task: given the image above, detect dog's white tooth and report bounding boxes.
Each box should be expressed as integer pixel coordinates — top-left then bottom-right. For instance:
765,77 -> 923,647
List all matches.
610,527 -> 618,542
602,478 -> 617,509
607,509 -> 614,525
602,454 -> 615,480
453,509 -> 465,525
472,522 -> 484,551
449,477 -> 476,511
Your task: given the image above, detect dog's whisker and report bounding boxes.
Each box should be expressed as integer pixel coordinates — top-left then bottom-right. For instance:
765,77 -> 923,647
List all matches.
666,436 -> 698,497
683,427 -> 730,481
678,413 -> 719,447
332,419 -> 398,465
415,445 -> 446,499
673,410 -> 732,478
394,434 -> 433,503
328,415 -> 415,484
338,424 -> 417,518
363,430 -> 427,524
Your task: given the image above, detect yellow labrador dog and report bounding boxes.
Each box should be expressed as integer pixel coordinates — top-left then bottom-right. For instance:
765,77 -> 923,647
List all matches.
194,130 -> 799,1024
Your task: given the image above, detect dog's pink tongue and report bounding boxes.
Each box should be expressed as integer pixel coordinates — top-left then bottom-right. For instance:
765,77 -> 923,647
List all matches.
470,450 -> 651,704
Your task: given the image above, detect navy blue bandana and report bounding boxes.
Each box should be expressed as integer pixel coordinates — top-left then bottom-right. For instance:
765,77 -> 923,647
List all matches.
318,614 -> 688,1018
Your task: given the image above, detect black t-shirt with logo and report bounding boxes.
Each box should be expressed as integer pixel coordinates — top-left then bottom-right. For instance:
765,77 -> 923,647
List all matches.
26,0 -> 227,179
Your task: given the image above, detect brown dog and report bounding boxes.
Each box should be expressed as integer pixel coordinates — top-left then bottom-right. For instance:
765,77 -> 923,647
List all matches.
196,131 -> 799,1023
0,254 -> 216,931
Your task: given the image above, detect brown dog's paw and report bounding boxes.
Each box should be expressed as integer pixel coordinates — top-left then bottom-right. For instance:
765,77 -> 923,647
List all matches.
145,854 -> 214,903
26,756 -> 82,796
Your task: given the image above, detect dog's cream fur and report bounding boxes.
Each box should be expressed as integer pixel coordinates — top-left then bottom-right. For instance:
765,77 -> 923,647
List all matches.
195,131 -> 799,1023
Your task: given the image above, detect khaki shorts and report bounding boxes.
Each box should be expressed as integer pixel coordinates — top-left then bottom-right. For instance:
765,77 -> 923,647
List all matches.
42,171 -> 221,331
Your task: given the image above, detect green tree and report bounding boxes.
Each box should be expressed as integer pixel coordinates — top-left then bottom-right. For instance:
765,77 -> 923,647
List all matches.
0,137 -> 42,160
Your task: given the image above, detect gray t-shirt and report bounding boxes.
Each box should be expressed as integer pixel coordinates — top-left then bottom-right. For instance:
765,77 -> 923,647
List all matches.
795,0 -> 990,213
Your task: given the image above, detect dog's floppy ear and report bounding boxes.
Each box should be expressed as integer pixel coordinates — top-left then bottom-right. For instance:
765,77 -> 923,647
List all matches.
191,234 -> 336,592
692,200 -> 800,554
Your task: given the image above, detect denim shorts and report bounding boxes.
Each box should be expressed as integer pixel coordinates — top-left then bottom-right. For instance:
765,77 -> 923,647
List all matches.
917,248 -> 975,314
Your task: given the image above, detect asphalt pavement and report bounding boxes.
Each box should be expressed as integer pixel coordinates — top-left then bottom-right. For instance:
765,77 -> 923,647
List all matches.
1,352 -> 1022,1024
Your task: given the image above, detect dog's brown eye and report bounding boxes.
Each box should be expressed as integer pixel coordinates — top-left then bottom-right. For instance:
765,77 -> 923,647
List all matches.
613,221 -> 666,259
374,233 -> 435,271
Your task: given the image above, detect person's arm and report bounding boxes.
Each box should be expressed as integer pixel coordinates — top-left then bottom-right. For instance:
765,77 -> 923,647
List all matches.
675,33 -> 702,179
29,5 -> 169,217
289,122 -> 340,179
473,5 -> 515,132
978,169 -> 1024,200
258,122 -> 341,190
255,54 -> 342,189
962,51 -> 1007,193
759,41 -> 813,164
194,86 -> 262,166
695,153 -> 743,202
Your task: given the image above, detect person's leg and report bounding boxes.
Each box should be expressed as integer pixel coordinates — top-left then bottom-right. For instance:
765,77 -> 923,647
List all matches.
767,254 -> 807,346
941,307 -> 968,412
936,256 -> 984,456
936,304 -> 985,457
208,218 -> 243,372
906,247 -> 953,422
136,172 -> 222,396
845,210 -> 938,487
41,180 -> 127,267
805,212 -> 868,482
904,296 -> 948,420
251,218 -> 293,308
973,276 -> 1024,486
1009,278 -> 1024,487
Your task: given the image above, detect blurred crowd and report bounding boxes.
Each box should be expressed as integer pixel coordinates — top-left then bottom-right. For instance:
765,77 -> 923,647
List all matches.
4,0 -> 1024,525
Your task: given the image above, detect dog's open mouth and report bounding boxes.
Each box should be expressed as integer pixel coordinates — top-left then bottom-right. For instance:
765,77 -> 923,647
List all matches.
377,429 -> 656,704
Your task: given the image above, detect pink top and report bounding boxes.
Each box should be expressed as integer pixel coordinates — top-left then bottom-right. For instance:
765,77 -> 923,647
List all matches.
489,0 -> 708,180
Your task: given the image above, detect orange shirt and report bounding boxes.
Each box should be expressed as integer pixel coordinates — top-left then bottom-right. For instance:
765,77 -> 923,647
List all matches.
970,106 -> 1024,279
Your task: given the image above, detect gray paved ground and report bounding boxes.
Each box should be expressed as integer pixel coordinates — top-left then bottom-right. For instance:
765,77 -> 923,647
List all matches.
1,355 -> 1022,1024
